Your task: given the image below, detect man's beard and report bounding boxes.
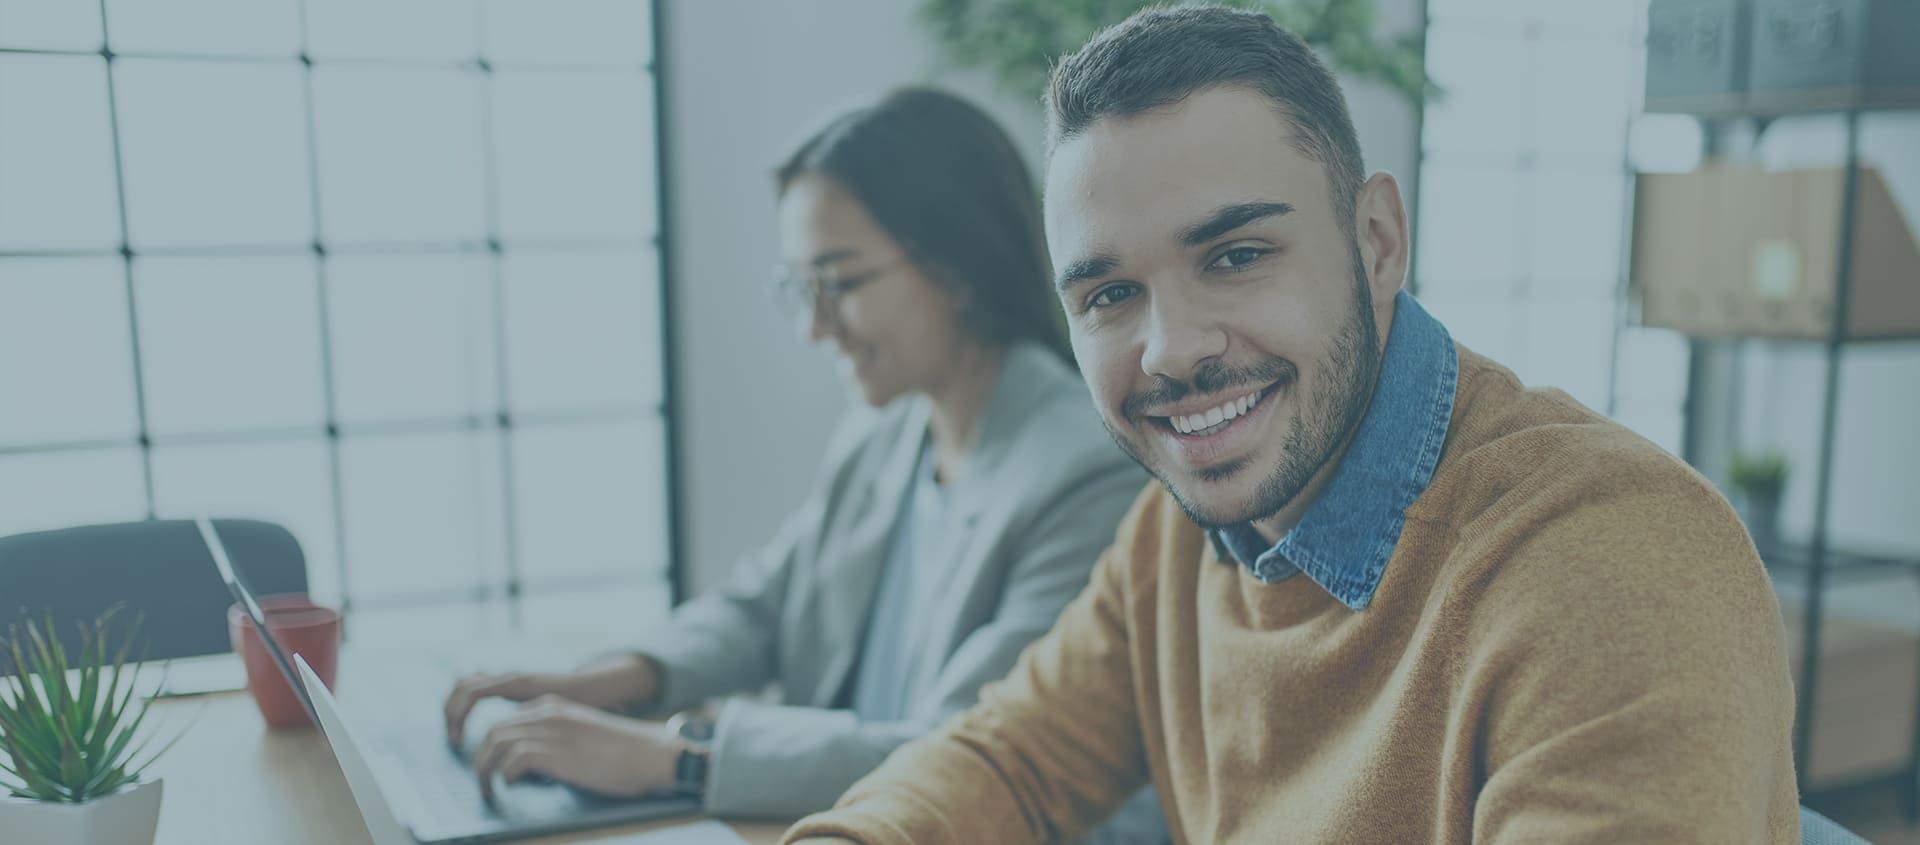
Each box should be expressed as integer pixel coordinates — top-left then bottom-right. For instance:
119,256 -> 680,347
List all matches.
1104,247 -> 1382,530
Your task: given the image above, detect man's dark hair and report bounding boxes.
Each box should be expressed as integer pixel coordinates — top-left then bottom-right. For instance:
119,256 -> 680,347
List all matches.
1047,4 -> 1366,226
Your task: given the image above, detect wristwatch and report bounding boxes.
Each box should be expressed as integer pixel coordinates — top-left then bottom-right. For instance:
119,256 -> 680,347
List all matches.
664,712 -> 714,798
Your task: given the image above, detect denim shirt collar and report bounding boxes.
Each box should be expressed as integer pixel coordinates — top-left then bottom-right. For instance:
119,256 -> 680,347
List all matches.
1208,291 -> 1457,611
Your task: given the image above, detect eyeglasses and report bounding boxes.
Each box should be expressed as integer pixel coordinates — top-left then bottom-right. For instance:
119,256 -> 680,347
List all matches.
769,255 -> 910,321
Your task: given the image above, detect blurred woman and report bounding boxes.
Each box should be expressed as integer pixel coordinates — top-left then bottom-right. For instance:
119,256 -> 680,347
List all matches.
442,88 -> 1159,839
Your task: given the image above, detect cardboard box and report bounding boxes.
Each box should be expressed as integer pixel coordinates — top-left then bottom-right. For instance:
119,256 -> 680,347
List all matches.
1633,165 -> 1920,340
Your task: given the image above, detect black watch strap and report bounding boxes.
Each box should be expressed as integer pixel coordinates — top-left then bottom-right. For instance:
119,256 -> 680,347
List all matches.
674,745 -> 710,796
667,713 -> 715,797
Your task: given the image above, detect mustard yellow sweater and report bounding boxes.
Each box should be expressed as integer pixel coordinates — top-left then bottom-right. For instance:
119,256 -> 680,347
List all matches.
786,347 -> 1800,844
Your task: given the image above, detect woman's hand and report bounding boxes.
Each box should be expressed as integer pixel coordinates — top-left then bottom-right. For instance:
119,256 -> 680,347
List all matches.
470,695 -> 684,800
443,654 -> 661,745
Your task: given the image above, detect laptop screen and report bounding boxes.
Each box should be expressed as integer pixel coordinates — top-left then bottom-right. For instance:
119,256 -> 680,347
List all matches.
196,516 -> 320,726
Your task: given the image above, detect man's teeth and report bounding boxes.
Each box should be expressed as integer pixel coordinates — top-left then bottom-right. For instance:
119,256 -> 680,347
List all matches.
1170,389 -> 1264,435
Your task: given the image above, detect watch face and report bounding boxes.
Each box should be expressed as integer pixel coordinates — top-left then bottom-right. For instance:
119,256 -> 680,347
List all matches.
677,715 -> 716,744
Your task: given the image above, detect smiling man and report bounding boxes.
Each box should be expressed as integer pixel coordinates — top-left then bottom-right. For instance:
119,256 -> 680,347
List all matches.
783,6 -> 1799,844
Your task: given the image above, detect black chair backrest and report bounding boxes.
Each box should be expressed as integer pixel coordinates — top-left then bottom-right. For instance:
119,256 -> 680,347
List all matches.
0,519 -> 308,674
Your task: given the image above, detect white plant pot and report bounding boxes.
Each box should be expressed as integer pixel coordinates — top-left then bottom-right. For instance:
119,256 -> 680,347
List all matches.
0,779 -> 163,845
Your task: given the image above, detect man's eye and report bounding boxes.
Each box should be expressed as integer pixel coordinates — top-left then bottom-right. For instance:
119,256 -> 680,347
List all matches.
1088,284 -> 1140,310
1208,246 -> 1270,271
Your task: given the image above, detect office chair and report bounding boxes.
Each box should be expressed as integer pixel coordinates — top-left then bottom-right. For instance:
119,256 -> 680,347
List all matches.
0,519 -> 307,673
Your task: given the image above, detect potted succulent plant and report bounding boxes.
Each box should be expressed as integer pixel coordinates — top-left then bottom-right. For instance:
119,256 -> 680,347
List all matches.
0,608 -> 180,845
1731,451 -> 1789,560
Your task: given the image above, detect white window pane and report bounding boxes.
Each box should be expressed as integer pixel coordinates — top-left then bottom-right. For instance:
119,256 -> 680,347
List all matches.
1614,325 -> 1689,407
1427,0 -> 1534,25
115,59 -> 312,249
338,430 -> 508,601
1820,347 -> 1920,554
0,258 -> 139,448
104,0 -> 299,58
1414,163 -> 1525,294
311,67 -> 487,246
1538,0 -> 1645,39
1514,294 -> 1615,409
501,250 -> 661,413
513,417 -> 667,584
0,0 -> 102,50
0,55 -> 120,251
148,438 -> 341,605
327,254 -> 497,425
1422,294 -> 1521,367
303,0 -> 479,64
343,602 -> 506,651
518,583 -> 670,643
347,585 -> 673,652
134,255 -> 327,436
1535,40 -> 1636,161
1627,114 -> 1704,173
1526,167 -> 1626,289
1421,24 -> 1534,158
481,0 -> 651,69
490,71 -> 655,244
0,447 -> 146,538
1755,114 -> 1862,171
1613,398 -> 1684,456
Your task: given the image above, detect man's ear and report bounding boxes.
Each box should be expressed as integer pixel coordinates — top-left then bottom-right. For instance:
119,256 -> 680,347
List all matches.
1354,171 -> 1410,310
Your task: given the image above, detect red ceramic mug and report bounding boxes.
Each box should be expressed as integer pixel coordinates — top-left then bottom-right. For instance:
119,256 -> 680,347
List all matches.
228,594 -> 342,730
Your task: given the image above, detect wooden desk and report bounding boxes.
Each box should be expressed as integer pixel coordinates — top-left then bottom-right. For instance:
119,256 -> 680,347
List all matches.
146,679 -> 786,844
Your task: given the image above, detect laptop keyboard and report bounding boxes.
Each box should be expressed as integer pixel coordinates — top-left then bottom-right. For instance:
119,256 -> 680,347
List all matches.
374,725 -> 579,831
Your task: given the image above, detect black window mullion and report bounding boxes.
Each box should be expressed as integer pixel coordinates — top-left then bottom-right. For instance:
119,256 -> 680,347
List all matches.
473,4 -> 528,630
648,0 -> 685,608
96,0 -> 156,519
292,0 -> 355,619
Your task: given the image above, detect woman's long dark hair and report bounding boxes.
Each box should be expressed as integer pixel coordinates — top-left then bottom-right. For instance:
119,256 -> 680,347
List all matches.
775,87 -> 1070,363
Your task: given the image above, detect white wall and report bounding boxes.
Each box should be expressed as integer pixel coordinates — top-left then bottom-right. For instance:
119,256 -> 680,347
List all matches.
661,0 -> 1423,595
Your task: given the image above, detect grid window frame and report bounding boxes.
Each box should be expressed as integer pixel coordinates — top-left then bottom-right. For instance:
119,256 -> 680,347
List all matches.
1414,0 -> 1690,455
0,0 -> 676,629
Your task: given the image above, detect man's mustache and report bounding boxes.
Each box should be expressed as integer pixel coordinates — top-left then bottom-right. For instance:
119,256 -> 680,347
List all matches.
1120,358 -> 1296,423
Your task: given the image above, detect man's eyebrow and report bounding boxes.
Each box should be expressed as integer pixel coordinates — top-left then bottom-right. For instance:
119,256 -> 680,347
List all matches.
1055,253 -> 1120,294
1179,201 -> 1295,247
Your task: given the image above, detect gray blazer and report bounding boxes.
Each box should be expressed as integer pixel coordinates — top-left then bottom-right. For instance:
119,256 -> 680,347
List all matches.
636,343 -> 1148,822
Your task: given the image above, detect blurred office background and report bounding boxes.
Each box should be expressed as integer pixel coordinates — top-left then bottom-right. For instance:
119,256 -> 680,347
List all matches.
2,0 -> 1917,836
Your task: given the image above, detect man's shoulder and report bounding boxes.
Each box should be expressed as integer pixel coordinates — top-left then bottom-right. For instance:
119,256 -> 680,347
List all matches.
1425,346 -> 1718,539
1422,347 -> 1765,607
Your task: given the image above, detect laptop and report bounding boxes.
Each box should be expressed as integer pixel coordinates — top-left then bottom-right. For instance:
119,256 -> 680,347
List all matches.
198,516 -> 701,844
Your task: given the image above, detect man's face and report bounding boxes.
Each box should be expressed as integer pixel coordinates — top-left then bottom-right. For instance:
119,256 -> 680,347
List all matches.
1046,86 -> 1400,531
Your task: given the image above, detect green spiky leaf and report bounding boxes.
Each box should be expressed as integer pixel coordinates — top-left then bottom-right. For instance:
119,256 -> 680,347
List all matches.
0,607 -> 186,804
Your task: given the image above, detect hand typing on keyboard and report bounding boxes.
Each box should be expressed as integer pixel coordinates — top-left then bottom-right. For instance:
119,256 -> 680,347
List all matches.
442,656 -> 662,747
469,694 -> 685,802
